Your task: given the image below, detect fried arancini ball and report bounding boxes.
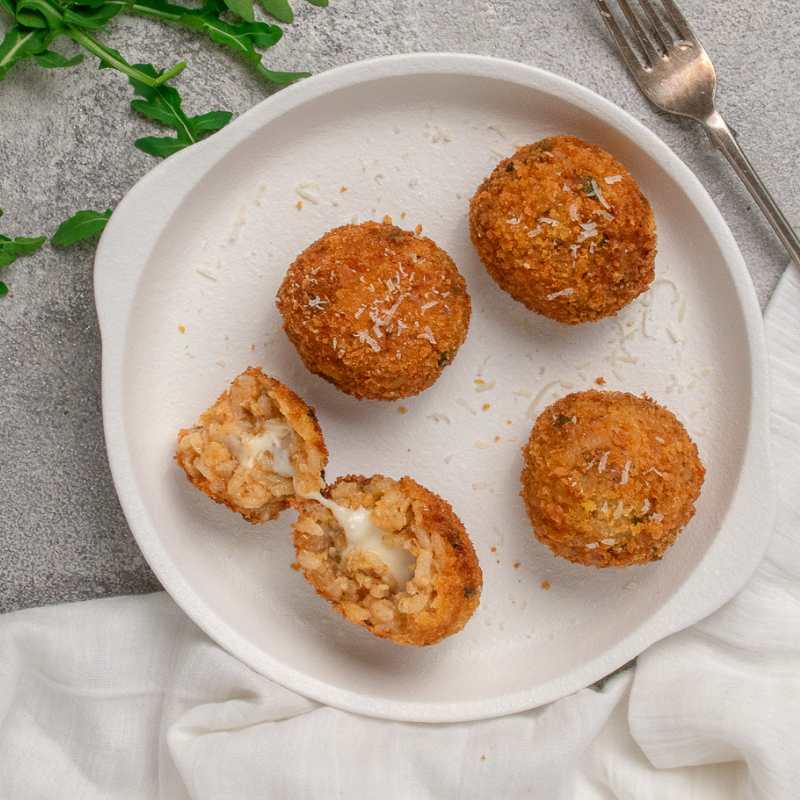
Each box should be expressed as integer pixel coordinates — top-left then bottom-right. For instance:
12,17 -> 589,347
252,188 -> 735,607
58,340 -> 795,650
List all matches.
521,391 -> 704,567
176,367 -> 327,523
292,474 -> 482,645
469,135 -> 656,324
276,222 -> 471,400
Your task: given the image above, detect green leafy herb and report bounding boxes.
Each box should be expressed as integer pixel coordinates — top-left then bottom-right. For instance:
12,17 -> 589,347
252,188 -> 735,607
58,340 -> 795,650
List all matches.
581,176 -> 595,195
0,27 -> 50,78
71,29 -> 186,85
128,63 -> 232,156
0,212 -> 46,296
0,0 -> 320,86
258,0 -> 293,22
0,234 -> 46,267
221,0 -> 252,21
554,414 -> 573,427
51,209 -> 112,246
438,351 -> 451,368
33,48 -> 83,67
0,0 -> 328,297
63,0 -> 128,30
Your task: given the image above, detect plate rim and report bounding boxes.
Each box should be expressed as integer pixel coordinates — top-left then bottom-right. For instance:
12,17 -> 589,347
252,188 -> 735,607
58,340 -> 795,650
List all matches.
95,52 -> 774,722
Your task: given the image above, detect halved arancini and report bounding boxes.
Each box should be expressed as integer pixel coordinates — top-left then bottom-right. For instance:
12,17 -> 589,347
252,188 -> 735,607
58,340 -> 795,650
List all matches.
292,474 -> 482,645
176,367 -> 327,523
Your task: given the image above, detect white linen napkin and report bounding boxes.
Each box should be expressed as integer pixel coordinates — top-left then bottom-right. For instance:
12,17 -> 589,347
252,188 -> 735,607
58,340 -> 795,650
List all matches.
1,266 -> 797,800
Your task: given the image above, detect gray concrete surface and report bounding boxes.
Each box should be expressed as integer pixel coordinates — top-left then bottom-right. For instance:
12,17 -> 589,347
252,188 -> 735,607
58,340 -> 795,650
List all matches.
1,0 -> 798,613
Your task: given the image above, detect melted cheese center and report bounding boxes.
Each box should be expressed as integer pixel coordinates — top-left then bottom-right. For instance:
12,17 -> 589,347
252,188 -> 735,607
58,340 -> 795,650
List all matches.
227,420 -> 293,476
306,493 -> 415,585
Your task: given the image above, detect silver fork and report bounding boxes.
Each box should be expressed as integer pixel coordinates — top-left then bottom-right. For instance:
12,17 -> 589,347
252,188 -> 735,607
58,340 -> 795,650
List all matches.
594,0 -> 800,266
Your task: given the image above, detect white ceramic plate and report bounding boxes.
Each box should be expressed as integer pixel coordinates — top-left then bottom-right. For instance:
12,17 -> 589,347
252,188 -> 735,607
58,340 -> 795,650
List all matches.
95,53 -> 773,722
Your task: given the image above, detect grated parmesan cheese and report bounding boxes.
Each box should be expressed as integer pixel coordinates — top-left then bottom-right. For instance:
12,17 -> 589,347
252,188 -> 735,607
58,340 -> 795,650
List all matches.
354,330 -> 381,352
590,179 -> 611,210
604,175 -> 623,184
417,326 -> 436,345
577,221 -> 599,242
620,460 -> 632,485
546,288 -> 575,300
295,182 -> 321,204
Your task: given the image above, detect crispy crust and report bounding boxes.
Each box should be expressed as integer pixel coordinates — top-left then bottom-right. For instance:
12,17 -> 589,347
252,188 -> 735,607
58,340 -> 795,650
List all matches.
176,367 -> 328,523
469,135 -> 656,324
292,474 -> 483,645
521,391 -> 705,567
276,221 -> 471,400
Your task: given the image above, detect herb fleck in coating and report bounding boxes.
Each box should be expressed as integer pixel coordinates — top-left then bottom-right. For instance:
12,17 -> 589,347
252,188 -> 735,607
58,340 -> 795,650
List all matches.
521,391 -> 704,567
470,136 -> 656,324
276,221 -> 471,400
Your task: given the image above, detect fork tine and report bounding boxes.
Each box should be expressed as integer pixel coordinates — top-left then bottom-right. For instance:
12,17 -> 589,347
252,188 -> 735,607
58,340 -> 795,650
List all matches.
593,0 -> 649,74
659,0 -> 695,41
636,0 -> 673,51
615,0 -> 661,64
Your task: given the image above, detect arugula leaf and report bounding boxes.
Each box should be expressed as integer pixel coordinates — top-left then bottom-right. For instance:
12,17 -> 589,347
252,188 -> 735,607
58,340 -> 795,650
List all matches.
14,0 -> 65,30
51,209 -> 112,246
128,63 -> 232,157
256,65 -> 307,83
121,0 -> 304,85
0,0 -> 16,17
258,0 -> 292,23
0,229 -> 45,298
304,0 -> 327,6
0,26 -> 49,79
33,49 -> 83,67
222,0 -> 253,21
0,234 -> 46,265
63,1 -> 127,30
67,28 -> 186,85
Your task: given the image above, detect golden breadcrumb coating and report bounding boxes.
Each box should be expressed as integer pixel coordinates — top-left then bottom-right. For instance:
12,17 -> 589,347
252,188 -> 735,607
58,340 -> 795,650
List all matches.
176,367 -> 327,523
292,474 -> 482,645
521,391 -> 704,567
469,135 -> 656,324
276,221 -> 471,400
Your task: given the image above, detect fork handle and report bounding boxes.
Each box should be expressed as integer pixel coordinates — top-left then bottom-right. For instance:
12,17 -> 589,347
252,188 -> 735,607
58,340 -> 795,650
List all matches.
702,110 -> 800,266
